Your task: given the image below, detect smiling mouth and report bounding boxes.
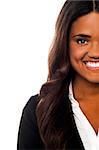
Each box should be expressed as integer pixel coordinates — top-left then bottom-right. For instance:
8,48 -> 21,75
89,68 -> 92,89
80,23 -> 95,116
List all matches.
83,61 -> 99,70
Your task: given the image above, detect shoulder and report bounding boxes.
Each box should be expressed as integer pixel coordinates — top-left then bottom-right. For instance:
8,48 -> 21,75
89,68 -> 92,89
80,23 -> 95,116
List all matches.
17,94 -> 44,149
23,94 -> 39,114
22,94 -> 40,125
24,94 -> 40,109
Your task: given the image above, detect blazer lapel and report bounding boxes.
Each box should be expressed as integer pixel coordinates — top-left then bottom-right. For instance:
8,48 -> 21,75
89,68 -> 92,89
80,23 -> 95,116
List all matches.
65,96 -> 85,150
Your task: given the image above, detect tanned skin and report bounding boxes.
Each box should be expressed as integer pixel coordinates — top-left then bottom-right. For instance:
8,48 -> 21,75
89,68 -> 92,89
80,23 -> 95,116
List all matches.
69,12 -> 99,135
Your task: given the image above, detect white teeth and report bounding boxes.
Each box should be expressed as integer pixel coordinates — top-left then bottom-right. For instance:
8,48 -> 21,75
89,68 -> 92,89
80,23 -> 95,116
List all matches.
86,62 -> 99,67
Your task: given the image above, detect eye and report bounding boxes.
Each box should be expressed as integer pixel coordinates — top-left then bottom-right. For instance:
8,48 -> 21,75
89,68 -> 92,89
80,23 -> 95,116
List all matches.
76,38 -> 89,45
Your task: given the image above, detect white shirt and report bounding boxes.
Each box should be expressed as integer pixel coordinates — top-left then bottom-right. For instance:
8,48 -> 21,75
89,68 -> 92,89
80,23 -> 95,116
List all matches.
68,82 -> 99,150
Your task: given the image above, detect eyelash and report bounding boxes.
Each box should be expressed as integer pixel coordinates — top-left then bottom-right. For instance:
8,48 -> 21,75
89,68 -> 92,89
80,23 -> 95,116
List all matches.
76,38 -> 89,45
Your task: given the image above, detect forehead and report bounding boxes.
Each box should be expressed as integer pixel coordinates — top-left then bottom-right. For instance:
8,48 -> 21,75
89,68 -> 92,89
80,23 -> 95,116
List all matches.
70,12 -> 99,38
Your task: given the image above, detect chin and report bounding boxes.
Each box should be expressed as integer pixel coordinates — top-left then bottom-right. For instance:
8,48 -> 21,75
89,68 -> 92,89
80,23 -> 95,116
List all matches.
85,77 -> 99,84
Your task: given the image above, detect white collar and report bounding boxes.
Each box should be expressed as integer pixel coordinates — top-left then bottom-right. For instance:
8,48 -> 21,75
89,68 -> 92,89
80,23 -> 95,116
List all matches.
68,81 -> 99,150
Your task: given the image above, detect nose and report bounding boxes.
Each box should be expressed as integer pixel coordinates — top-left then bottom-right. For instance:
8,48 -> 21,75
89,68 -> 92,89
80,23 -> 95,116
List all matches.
87,42 -> 99,59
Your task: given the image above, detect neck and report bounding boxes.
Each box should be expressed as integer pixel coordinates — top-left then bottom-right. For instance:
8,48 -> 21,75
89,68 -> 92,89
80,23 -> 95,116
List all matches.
72,75 -> 99,102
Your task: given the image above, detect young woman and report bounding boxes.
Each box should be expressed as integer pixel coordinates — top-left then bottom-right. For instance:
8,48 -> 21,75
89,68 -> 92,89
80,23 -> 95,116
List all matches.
17,0 -> 99,149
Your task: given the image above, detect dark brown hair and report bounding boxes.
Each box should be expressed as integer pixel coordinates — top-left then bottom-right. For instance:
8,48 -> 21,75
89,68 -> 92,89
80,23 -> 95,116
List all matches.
36,0 -> 99,149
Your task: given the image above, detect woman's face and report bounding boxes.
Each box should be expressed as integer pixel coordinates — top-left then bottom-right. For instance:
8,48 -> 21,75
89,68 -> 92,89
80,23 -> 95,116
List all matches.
69,12 -> 99,83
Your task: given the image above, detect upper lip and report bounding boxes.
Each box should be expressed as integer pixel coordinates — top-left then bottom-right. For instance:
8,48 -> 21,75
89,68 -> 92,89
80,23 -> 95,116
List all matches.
83,61 -> 99,62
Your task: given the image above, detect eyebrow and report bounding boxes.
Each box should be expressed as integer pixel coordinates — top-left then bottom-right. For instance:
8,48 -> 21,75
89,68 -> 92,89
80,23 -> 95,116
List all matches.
72,34 -> 91,38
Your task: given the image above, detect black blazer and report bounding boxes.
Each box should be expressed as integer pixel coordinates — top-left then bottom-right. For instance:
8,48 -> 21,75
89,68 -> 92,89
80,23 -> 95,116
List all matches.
17,94 -> 85,150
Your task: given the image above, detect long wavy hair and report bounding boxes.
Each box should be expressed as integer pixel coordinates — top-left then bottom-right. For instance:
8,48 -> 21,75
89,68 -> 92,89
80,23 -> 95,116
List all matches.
36,0 -> 99,149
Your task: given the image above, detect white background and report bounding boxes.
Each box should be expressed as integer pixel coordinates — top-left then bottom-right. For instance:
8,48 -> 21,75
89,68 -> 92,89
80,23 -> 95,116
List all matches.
0,0 -> 65,149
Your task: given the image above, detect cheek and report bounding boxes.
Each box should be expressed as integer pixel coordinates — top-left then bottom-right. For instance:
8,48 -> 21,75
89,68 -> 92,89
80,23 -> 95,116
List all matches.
69,48 -> 82,64
69,42 -> 87,63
